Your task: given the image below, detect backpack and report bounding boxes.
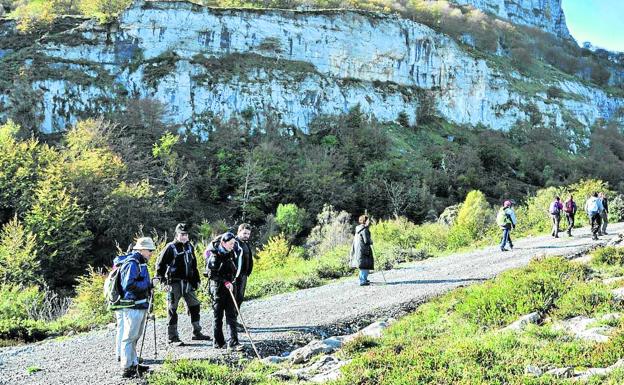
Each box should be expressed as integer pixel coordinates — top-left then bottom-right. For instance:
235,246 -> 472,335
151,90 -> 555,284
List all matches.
564,200 -> 574,213
103,256 -> 138,310
549,201 -> 560,215
587,198 -> 599,215
496,208 -> 507,226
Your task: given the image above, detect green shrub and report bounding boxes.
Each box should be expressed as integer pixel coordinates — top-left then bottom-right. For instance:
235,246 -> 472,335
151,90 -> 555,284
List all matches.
553,281 -> 615,320
340,335 -> 379,356
0,216 -> 41,286
455,257 -> 585,328
592,247 -> 624,266
275,203 -> 307,241
255,234 -> 292,271
62,267 -> 111,328
370,217 -> 421,250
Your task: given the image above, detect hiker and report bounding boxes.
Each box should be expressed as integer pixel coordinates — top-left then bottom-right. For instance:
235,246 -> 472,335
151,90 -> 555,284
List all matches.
350,214 -> 374,286
497,200 -> 517,251
204,232 -> 243,350
585,192 -> 604,240
118,237 -> 155,378
112,242 -> 135,363
156,223 -> 210,344
563,195 -> 577,237
549,196 -> 563,238
599,192 -> 609,235
234,223 -> 254,330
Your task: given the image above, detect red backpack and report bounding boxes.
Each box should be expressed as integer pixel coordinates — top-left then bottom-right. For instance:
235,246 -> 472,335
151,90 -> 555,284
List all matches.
564,200 -> 574,213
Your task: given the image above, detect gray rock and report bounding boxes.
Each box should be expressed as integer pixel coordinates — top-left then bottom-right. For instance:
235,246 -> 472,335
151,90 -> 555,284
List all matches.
524,365 -> 543,376
612,287 -> 624,302
545,367 -> 574,378
502,312 -> 541,332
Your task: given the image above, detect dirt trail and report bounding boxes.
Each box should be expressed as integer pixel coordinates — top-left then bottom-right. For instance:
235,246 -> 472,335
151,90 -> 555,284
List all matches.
1,223 -> 622,385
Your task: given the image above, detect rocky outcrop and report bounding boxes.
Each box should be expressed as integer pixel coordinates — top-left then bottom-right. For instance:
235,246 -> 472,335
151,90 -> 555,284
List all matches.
452,0 -> 570,39
1,0 -> 622,135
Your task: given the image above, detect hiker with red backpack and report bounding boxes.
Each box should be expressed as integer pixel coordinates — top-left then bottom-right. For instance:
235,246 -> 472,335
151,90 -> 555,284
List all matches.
549,197 -> 564,238
563,195 -> 577,237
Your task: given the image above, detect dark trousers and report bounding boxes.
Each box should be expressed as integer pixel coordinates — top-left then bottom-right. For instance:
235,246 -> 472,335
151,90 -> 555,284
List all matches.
209,282 -> 238,347
565,213 -> 575,234
590,213 -> 602,239
166,281 -> 201,339
551,214 -> 561,237
235,275 -> 248,307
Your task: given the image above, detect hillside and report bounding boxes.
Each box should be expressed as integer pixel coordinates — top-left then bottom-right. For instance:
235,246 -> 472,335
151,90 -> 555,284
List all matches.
0,0 -> 623,137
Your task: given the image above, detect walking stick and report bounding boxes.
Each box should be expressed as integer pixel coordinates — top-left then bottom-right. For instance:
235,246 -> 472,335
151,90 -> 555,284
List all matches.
139,290 -> 154,361
372,247 -> 387,284
226,287 -> 262,360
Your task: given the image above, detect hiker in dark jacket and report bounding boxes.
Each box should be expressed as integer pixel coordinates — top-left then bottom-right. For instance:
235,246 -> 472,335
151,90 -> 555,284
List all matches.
204,232 -> 242,350
599,192 -> 609,235
563,195 -> 577,237
156,223 -> 210,344
234,223 -> 253,326
549,197 -> 563,238
118,237 -> 154,378
350,214 -> 374,286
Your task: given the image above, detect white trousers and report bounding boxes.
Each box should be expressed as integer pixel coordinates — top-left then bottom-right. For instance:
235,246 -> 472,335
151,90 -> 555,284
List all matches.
119,308 -> 146,369
115,310 -> 123,361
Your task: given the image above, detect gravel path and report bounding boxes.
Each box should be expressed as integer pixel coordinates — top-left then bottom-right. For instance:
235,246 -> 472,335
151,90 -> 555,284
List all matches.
1,223 -> 622,385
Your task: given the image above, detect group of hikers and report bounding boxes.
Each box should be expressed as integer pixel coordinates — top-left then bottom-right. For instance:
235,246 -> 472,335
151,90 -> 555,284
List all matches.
109,196 -> 612,377
110,215 -> 376,378
110,223 -> 254,378
497,191 -> 611,251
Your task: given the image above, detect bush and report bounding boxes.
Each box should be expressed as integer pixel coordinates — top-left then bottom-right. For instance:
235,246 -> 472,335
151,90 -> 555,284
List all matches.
255,234 -> 297,271
275,203 -> 307,241
455,257 -> 585,328
0,216 -> 41,287
305,204 -> 352,258
63,267 -> 111,328
609,194 -> 624,223
553,281 -> 615,320
592,247 -> 624,266
448,190 -> 493,247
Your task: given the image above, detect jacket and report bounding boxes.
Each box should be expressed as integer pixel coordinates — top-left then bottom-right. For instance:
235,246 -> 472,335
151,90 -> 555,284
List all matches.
120,251 -> 151,310
204,236 -> 239,285
235,238 -> 254,277
156,241 -> 201,287
349,224 -> 374,270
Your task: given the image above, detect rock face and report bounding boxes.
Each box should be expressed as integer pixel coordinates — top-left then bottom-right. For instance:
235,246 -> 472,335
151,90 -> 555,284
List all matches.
1,0 -> 622,134
452,0 -> 570,39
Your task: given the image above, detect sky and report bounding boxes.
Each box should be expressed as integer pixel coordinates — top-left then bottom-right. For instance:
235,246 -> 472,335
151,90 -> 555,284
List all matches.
562,0 -> 624,52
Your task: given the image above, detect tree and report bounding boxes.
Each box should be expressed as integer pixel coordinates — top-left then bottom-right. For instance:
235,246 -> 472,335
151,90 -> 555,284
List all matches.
275,203 -> 307,256
234,151 -> 272,222
0,216 -> 41,287
25,163 -> 93,289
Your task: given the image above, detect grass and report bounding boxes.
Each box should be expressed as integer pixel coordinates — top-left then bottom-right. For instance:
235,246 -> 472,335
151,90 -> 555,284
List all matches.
149,250 -> 624,384
26,365 -> 42,374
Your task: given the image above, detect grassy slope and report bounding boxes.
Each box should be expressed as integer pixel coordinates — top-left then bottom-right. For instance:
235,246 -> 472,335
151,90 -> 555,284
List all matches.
149,248 -> 624,385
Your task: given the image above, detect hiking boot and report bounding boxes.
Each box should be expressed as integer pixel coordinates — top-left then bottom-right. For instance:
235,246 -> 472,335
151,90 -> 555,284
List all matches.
121,367 -> 138,379
500,248 -> 508,252
509,243 -> 514,250
168,336 -> 185,345
192,331 -> 212,341
228,342 -> 244,352
137,364 -> 150,374
359,281 -> 370,286
213,342 -> 226,349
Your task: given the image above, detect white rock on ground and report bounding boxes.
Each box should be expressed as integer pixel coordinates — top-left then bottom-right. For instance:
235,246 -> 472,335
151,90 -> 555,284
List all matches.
502,312 -> 541,332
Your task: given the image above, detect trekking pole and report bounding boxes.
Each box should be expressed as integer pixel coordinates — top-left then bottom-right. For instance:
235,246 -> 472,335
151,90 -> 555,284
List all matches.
226,287 -> 262,360
139,290 -> 154,361
152,304 -> 157,358
372,248 -> 387,284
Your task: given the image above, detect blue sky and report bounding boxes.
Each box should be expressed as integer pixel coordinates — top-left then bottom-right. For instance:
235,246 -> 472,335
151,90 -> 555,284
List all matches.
562,0 -> 624,52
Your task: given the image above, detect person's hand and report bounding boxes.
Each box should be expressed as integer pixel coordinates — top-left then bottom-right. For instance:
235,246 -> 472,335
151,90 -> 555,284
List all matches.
224,281 -> 233,291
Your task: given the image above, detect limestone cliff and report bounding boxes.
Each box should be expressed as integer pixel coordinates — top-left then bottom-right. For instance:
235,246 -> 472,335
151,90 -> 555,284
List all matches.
452,0 -> 570,39
0,0 -> 622,138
